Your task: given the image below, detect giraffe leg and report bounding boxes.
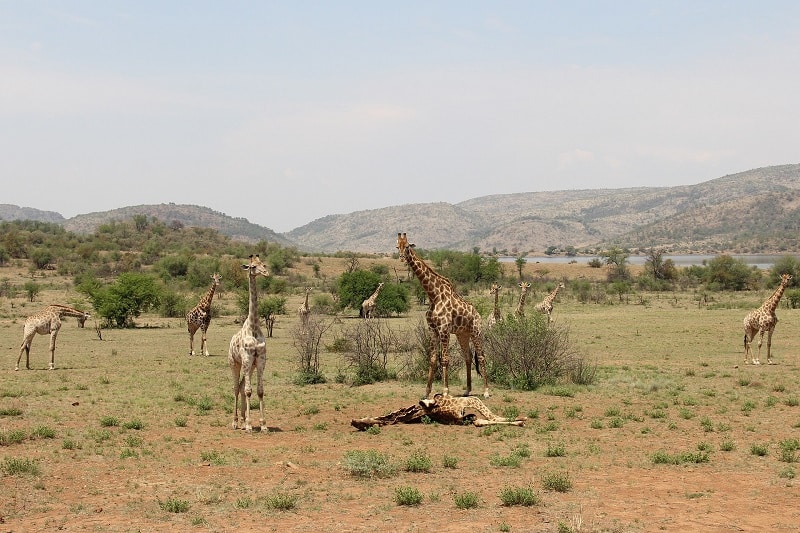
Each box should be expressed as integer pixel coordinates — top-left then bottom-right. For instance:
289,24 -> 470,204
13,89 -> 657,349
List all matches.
16,332 -> 34,371
425,332 -> 439,399
755,331 -> 764,365
766,328 -> 775,364
230,359 -> 242,429
201,327 -> 209,357
472,334 -> 490,398
255,346 -> 267,428
242,355 -> 254,432
48,330 -> 58,370
456,333 -> 473,397
439,335 -> 451,397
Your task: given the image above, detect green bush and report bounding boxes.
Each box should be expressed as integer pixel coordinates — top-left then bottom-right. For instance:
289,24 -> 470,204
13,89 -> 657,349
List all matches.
343,450 -> 397,479
453,491 -> 480,509
394,486 -> 423,506
499,485 -> 540,506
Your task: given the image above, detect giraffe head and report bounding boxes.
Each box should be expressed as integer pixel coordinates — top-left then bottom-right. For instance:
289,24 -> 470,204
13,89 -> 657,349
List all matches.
77,312 -> 91,328
396,232 -> 414,262
241,254 -> 270,279
211,272 -> 221,286
779,273 -> 793,286
490,283 -> 501,295
518,282 -> 531,292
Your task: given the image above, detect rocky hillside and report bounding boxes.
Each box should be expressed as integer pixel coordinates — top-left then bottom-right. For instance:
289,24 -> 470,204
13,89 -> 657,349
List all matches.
4,164 -> 800,254
61,204 -> 294,247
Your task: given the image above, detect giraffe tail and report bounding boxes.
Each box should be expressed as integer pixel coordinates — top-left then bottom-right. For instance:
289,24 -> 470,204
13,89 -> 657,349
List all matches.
471,344 -> 481,376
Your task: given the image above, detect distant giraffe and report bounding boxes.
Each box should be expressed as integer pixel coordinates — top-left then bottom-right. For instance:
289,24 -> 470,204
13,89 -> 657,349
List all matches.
743,273 -> 792,365
514,282 -> 532,316
361,282 -> 384,319
396,232 -> 489,398
298,287 -> 311,330
228,255 -> 270,431
487,283 -> 502,329
186,273 -> 221,356
16,304 -> 91,371
535,282 -> 565,322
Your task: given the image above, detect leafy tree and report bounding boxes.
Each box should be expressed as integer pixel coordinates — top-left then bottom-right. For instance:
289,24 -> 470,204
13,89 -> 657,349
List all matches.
706,255 -> 755,291
337,270 -> 382,312
29,248 -> 53,270
515,256 -> 526,280
80,272 -> 162,327
600,247 -> 630,282
259,296 -> 287,337
373,282 -> 410,317
768,256 -> 799,288
23,281 -> 41,302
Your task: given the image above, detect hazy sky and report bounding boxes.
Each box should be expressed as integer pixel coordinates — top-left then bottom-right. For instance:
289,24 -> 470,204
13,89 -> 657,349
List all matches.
2,2 -> 798,232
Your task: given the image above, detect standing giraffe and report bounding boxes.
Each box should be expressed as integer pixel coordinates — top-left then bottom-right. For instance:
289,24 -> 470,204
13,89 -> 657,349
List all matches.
743,273 -> 792,365
514,282 -> 532,317
396,232 -> 489,398
298,287 -> 311,330
487,283 -> 502,329
535,282 -> 565,322
16,304 -> 91,371
228,255 -> 270,431
186,273 -> 221,356
361,282 -> 385,319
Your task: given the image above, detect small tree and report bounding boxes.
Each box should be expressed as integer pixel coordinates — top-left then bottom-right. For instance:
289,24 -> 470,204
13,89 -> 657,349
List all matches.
23,280 -> 41,302
484,313 -> 590,390
259,296 -> 286,338
292,315 -> 331,384
600,247 -> 630,282
80,272 -> 162,327
343,319 -> 400,385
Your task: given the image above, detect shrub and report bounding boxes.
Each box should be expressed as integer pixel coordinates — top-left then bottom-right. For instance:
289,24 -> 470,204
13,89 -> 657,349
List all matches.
484,314 -> 590,390
342,319 -> 401,386
2,457 -> 41,476
265,492 -> 298,511
541,471 -> 572,492
442,455 -> 458,469
404,450 -> 433,473
159,497 -> 190,513
395,486 -> 423,506
499,485 -> 540,506
343,450 -> 397,479
100,416 -> 120,427
453,491 -> 480,509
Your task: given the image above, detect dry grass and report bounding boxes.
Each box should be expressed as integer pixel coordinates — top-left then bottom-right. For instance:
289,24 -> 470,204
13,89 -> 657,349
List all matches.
1,261 -> 799,531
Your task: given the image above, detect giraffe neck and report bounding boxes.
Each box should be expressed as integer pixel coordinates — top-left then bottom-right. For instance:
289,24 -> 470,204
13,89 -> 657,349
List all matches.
199,283 -> 217,310
405,248 -> 450,302
763,282 -> 788,313
47,304 -> 87,319
304,291 -> 309,307
492,291 -> 500,319
247,273 -> 259,330
545,286 -> 561,304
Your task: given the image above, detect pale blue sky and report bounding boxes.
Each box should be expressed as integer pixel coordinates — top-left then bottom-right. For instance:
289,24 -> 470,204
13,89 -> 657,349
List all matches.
1,2 -> 798,232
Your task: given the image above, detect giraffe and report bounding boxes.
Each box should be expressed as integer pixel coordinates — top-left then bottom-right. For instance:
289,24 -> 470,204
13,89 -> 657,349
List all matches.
743,273 -> 792,365
360,282 -> 384,319
514,282 -> 532,317
396,232 -> 489,398
351,393 -> 525,430
186,273 -> 221,356
535,282 -> 566,322
16,304 -> 91,371
228,255 -> 270,431
486,283 -> 502,329
298,287 -> 311,330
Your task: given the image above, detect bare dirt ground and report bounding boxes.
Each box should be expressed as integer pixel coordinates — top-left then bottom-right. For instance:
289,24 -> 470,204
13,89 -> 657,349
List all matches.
1,258 -> 799,532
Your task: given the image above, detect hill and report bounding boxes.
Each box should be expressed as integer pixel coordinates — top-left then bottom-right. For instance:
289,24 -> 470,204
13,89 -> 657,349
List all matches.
60,203 -> 294,247
4,164 -> 800,254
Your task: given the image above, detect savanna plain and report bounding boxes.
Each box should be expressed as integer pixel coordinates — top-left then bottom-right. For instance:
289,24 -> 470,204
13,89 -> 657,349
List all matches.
1,259 -> 799,532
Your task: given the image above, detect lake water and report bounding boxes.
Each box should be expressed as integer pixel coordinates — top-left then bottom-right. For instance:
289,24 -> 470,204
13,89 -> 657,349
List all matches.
501,254 -> 787,270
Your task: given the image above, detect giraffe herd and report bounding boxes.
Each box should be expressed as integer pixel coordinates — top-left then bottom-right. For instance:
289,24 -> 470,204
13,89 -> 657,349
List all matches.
11,233 -> 796,433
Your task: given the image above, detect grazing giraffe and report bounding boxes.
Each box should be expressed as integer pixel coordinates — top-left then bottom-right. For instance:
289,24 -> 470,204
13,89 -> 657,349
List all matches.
186,273 -> 221,356
228,255 -> 270,431
743,273 -> 792,365
360,282 -> 384,319
487,283 -> 502,329
298,287 -> 311,330
351,393 -> 525,430
535,282 -> 565,322
16,304 -> 91,371
396,232 -> 489,398
514,282 -> 532,317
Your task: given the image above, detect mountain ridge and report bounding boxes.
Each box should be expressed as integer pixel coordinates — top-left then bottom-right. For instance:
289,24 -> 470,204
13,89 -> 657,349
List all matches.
3,164 -> 799,254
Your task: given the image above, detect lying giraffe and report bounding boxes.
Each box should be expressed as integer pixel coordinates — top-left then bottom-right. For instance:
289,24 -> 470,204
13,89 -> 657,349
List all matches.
351,393 -> 525,430
17,304 -> 91,370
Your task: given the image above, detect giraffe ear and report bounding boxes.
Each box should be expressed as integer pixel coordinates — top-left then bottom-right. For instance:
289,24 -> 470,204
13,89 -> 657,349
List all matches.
241,264 -> 250,270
